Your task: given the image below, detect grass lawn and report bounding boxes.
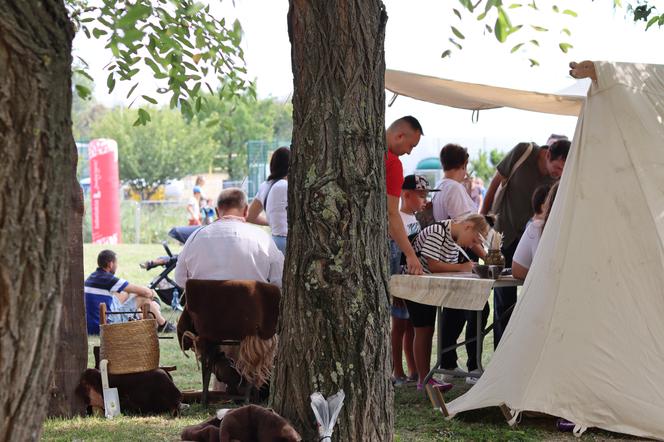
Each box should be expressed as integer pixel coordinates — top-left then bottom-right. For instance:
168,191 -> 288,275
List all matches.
42,244 -> 641,441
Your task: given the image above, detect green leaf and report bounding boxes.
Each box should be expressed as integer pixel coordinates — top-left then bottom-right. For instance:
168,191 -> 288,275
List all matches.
511,42 -> 524,53
562,28 -> 571,36
562,9 -> 578,17
646,15 -> 659,30
552,5 -> 559,13
529,39 -> 540,46
528,1 -> 538,10
117,4 -> 153,30
126,83 -> 139,98
106,74 -> 116,93
75,84 -> 92,100
485,24 -> 493,34
449,38 -> 463,50
531,25 -> 549,32
495,14 -> 508,42
509,3 -> 523,8
529,58 -> 540,67
138,108 -> 151,122
441,49 -> 452,58
205,118 -> 220,128
451,26 -> 465,39
559,42 -> 573,53
453,8 -> 462,20
458,0 -> 475,12
142,95 -> 158,104
92,28 -> 107,38
477,11 -> 487,20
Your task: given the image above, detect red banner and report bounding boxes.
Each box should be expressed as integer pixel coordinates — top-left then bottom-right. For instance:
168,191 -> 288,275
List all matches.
89,138 -> 121,244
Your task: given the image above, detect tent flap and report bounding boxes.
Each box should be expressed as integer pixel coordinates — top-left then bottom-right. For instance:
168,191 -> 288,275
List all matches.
385,69 -> 585,116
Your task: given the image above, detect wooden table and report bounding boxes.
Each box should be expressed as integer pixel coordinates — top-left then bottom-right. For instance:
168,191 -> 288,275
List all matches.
389,272 -> 523,382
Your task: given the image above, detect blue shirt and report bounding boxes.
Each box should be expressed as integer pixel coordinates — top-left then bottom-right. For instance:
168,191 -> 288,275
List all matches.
84,268 -> 129,334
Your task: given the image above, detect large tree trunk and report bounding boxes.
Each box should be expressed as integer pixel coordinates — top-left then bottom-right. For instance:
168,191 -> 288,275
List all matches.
48,184 -> 87,417
271,2 -> 391,441
0,2 -> 76,439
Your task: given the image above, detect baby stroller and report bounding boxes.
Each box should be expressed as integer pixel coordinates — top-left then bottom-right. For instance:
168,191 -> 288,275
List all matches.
141,226 -> 200,312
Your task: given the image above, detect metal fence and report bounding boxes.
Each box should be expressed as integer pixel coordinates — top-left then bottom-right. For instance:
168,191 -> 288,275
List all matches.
84,200 -> 189,244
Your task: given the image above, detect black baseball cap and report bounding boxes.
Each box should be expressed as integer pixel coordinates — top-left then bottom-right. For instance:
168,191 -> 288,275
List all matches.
402,175 -> 439,191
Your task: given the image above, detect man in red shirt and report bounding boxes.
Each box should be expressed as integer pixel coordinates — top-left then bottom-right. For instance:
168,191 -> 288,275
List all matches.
386,116 -> 424,275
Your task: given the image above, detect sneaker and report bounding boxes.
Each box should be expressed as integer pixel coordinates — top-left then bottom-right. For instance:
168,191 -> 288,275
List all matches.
442,366 -> 467,382
158,321 -> 176,333
417,378 -> 453,392
391,376 -> 408,387
465,369 -> 482,385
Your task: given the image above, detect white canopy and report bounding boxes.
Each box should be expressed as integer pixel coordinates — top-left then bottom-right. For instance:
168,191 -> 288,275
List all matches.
447,61 -> 664,440
385,69 -> 585,116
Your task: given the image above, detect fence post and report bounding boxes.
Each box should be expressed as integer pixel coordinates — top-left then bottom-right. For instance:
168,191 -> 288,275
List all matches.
134,201 -> 141,244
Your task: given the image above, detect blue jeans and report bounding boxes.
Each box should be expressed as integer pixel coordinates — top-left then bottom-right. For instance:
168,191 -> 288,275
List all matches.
388,239 -> 402,275
273,235 -> 287,255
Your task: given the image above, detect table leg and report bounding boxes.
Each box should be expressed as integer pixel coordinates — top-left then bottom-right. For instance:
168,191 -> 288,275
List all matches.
476,310 -> 484,373
423,307 -> 444,385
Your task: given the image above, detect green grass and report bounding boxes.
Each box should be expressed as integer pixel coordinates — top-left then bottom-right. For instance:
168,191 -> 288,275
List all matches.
42,244 -> 641,441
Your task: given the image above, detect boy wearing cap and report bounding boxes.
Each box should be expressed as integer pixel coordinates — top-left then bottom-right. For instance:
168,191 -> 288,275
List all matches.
391,175 -> 438,385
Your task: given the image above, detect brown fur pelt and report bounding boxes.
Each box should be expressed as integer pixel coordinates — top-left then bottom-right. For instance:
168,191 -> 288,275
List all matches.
75,368 -> 182,416
177,280 -> 281,389
180,405 -> 301,442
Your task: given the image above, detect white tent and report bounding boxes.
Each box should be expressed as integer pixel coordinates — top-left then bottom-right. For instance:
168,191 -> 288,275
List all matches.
385,69 -> 585,116
447,61 -> 664,440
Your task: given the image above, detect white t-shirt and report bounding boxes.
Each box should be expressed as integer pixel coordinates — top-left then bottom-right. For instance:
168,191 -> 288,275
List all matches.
432,178 -> 476,221
175,219 -> 284,288
255,179 -> 288,237
188,196 -> 200,221
513,219 -> 544,269
400,211 -> 420,236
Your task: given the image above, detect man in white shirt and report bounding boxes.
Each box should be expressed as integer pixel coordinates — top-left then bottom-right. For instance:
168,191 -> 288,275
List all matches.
175,188 -> 284,289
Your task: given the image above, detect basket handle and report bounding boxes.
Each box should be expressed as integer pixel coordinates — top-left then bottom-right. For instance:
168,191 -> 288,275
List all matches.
100,303 -> 107,325
141,303 -> 150,320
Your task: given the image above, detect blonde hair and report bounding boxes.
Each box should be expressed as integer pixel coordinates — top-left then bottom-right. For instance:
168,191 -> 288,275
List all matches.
457,213 -> 490,237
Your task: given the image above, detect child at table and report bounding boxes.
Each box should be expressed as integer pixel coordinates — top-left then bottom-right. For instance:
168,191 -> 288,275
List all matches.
404,213 -> 490,390
390,175 -> 438,386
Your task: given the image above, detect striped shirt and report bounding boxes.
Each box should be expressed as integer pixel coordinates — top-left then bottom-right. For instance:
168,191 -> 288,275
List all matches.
410,220 -> 459,274
84,268 -> 129,334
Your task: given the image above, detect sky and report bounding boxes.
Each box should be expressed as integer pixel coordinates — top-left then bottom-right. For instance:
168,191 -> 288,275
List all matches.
73,0 -> 664,174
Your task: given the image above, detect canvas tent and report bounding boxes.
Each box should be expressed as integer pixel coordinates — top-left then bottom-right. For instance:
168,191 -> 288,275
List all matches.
385,69 -> 585,116
445,61 -> 664,440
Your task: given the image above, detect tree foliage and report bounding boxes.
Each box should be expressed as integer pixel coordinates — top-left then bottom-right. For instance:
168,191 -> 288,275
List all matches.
444,0 -> 663,65
196,90 -> 293,179
469,148 -> 507,182
66,0 -> 253,124
91,107 -> 216,198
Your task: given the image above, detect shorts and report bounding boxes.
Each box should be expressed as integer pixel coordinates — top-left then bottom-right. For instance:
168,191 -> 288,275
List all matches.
108,294 -> 139,324
405,299 -> 437,328
391,298 -> 410,320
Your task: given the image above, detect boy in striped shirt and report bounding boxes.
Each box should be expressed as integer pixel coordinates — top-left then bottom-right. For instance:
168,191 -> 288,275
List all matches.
404,214 -> 490,390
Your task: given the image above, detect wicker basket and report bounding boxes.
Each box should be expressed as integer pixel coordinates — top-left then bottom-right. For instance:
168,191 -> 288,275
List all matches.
100,319 -> 160,375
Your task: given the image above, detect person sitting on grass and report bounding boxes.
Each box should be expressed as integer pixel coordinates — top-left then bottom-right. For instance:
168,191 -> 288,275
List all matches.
391,175 -> 439,386
84,249 -> 175,334
512,182 -> 559,280
404,213 -> 490,391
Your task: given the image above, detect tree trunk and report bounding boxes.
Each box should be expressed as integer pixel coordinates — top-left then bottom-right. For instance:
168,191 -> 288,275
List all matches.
48,184 -> 87,417
271,2 -> 391,441
0,2 -> 76,439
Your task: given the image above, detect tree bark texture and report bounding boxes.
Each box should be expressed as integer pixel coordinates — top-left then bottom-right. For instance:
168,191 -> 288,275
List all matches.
48,184 -> 87,418
0,2 -> 76,440
272,2 -> 392,441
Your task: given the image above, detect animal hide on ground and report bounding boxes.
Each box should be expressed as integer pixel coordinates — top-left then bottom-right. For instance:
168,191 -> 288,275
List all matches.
180,405 -> 301,442
75,368 -> 182,415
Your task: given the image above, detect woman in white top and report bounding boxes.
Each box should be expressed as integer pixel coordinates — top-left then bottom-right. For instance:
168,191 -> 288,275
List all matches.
513,182 -> 559,280
247,147 -> 290,254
